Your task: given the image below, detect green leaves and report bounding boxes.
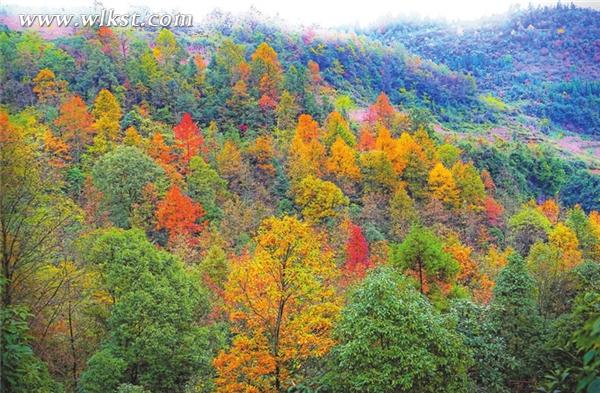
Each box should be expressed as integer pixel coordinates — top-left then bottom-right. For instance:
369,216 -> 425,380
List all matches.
92,146 -> 165,228
325,267 -> 471,393
80,229 -> 216,393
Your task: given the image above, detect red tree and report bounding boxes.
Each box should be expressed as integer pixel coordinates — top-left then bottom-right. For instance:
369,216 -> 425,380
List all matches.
156,185 -> 205,243
344,223 -> 371,279
173,113 -> 205,171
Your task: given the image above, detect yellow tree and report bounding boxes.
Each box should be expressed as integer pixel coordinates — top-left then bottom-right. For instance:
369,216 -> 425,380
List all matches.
288,114 -> 325,181
428,162 -> 460,208
293,175 -> 349,224
374,126 -> 406,175
92,89 -> 122,142
32,68 -> 66,105
528,223 -> 582,317
323,111 -> 355,148
537,198 -> 560,224
214,216 -> 340,392
325,137 -> 361,185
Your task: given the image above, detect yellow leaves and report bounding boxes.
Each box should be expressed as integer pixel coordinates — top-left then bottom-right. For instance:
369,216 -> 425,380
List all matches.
123,126 -> 144,148
293,176 -> 349,224
288,115 -> 325,181
43,129 -> 70,167
216,216 -> 340,392
428,162 -> 460,208
33,68 -> 66,104
548,223 -> 582,270
217,140 -> 244,179
92,89 -> 122,142
590,211 -> 600,259
326,137 -> 361,182
247,135 -> 276,176
374,126 -> 407,175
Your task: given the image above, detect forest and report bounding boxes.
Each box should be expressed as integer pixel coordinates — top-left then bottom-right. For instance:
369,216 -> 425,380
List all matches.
0,3 -> 599,393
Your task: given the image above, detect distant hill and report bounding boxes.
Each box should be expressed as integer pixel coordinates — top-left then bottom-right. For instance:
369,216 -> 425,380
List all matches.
366,4 -> 600,135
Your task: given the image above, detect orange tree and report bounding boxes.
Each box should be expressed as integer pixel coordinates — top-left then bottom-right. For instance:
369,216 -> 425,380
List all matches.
214,216 -> 340,392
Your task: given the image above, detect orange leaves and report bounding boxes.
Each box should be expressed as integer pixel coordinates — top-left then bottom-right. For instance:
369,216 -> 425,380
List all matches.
326,137 -> 361,183
214,334 -> 276,393
484,196 -> 504,226
156,185 -> 205,244
537,198 -> 560,224
375,126 -> 407,175
215,216 -> 340,392
288,115 -> 325,181
173,112 -> 205,170
295,114 -> 320,142
367,92 -> 396,128
55,95 -> 94,150
33,68 -> 65,105
43,129 -> 70,168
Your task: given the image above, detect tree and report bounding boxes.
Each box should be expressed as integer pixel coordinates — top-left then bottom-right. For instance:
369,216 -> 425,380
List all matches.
324,267 -> 471,393
508,205 -> 551,256
451,161 -> 486,207
428,162 -> 460,208
54,95 -> 94,159
397,132 -> 430,200
91,146 -> 164,228
527,223 -> 582,317
79,229 -> 216,393
0,306 -> 62,393
156,185 -> 205,244
153,28 -> 181,66
366,92 -> 396,129
188,156 -> 227,222
390,226 -> 459,295
32,68 -> 65,105
344,223 -> 371,279
288,114 -> 325,181
491,253 -> 543,391
275,90 -> 299,130
250,42 -> 283,104
173,112 -> 205,171
92,89 -> 122,142
324,111 -> 355,148
214,216 -> 340,392
451,300 -> 513,393
374,126 -> 406,175
325,137 -> 361,185
293,175 -> 349,224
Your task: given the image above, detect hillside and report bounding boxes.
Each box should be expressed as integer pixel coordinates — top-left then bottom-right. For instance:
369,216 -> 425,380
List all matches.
1,4 -> 600,393
367,4 -> 600,135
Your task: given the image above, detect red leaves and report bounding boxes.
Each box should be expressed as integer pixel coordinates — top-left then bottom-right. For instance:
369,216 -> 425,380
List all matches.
484,196 -> 504,226
156,185 -> 205,244
173,113 -> 205,170
344,223 -> 371,279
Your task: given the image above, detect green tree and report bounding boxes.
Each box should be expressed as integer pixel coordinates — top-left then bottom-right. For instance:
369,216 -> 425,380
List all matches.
188,156 -> 227,222
390,226 -> 459,295
508,206 -> 551,256
91,146 -> 165,228
79,229 -> 218,393
0,306 -> 62,393
490,253 -> 543,391
451,300 -> 514,393
324,267 -> 471,393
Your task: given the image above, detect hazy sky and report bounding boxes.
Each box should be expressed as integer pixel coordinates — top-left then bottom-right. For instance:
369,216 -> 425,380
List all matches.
6,0 -> 600,26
